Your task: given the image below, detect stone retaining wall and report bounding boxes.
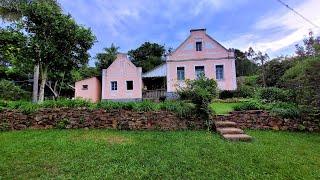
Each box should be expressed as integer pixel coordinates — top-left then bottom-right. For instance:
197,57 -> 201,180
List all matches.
0,108 -> 203,131
215,110 -> 320,132
1,109 -> 319,132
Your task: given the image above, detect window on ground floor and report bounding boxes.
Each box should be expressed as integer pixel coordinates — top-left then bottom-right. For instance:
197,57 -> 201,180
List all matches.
111,81 -> 117,91
216,65 -> 224,80
126,81 -> 133,90
195,66 -> 205,79
177,67 -> 185,80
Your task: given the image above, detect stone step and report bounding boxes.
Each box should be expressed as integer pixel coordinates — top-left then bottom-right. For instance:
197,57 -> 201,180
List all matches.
217,128 -> 244,135
214,121 -> 237,128
223,134 -> 252,142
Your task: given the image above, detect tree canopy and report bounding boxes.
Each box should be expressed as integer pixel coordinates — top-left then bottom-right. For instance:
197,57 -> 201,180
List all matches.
234,49 -> 258,77
95,43 -> 119,70
128,42 -> 165,72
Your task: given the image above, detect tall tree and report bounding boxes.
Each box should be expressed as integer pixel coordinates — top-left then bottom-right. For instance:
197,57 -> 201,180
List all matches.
246,47 -> 269,87
95,43 -> 119,70
1,0 -> 43,102
234,49 -> 258,77
262,57 -> 294,87
128,42 -> 165,72
0,26 -> 32,81
295,31 -> 320,57
20,0 -> 95,102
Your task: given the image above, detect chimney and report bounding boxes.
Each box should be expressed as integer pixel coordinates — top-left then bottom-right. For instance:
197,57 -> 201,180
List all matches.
190,28 -> 206,34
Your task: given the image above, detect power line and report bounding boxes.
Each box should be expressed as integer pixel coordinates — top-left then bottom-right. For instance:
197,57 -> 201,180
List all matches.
276,0 -> 320,29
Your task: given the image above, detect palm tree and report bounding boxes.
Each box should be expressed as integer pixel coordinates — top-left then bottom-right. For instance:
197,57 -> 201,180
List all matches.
95,43 -> 120,70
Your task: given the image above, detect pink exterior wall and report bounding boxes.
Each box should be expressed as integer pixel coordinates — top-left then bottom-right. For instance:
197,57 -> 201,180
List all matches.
102,53 -> 142,101
75,77 -> 101,103
167,29 -> 237,92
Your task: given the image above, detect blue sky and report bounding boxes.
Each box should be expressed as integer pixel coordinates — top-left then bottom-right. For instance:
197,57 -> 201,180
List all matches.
58,0 -> 320,65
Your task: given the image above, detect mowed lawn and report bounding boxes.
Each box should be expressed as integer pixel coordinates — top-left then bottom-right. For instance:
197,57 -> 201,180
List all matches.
210,102 -> 243,115
0,130 -> 320,179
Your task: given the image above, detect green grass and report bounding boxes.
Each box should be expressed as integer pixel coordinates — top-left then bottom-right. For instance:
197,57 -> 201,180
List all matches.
210,102 -> 243,115
0,130 -> 319,179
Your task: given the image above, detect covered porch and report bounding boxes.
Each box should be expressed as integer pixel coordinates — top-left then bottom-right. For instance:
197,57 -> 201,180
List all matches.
142,63 -> 167,101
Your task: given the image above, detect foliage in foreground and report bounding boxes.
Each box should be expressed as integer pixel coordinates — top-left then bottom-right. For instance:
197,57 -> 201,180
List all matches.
0,99 -> 195,117
177,76 -> 218,121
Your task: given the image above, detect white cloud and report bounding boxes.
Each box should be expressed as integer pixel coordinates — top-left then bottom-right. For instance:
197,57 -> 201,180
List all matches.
224,0 -> 320,56
193,0 -> 248,16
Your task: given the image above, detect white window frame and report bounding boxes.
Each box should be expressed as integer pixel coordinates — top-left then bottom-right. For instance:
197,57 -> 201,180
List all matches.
111,81 -> 117,91
177,67 -> 185,81
215,65 -> 224,80
195,65 -> 205,79
126,80 -> 133,91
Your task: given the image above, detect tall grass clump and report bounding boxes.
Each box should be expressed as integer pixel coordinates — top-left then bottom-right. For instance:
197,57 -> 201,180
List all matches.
0,98 -> 196,117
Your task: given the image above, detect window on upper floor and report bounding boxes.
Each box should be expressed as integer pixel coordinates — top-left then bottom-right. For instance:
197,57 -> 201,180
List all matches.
82,85 -> 88,90
111,81 -> 117,91
195,66 -> 205,79
196,41 -> 202,51
126,81 -> 133,90
216,65 -> 224,80
177,67 -> 185,80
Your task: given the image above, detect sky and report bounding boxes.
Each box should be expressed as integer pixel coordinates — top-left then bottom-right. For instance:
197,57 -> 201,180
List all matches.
58,0 -> 320,65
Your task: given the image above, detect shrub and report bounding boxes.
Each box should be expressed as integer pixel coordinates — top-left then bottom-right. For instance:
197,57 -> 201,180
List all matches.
244,75 -> 259,87
177,76 -> 218,121
258,87 -> 294,102
281,57 -> 320,107
41,98 -> 95,109
0,100 -> 7,108
132,100 -> 159,112
219,90 -> 237,99
265,102 -> 301,118
236,85 -> 255,98
0,99 -> 196,118
234,99 -> 263,111
0,80 -> 30,101
159,101 -> 195,117
97,101 -> 136,110
5,101 -> 39,114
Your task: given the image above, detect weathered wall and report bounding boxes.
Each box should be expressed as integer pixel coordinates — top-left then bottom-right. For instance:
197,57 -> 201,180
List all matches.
75,77 -> 101,103
215,110 -> 320,132
1,109 -> 319,132
0,108 -> 203,131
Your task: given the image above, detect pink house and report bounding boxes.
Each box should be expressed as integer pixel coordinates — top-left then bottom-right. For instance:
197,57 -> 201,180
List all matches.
75,28 -> 237,102
166,28 -> 237,97
101,53 -> 143,101
74,77 -> 101,103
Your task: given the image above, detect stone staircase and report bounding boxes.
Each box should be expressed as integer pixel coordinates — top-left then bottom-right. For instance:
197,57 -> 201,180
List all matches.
214,121 -> 252,142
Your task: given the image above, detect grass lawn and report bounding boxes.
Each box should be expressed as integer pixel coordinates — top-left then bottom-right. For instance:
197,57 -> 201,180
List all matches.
210,102 -> 243,115
0,130 -> 320,179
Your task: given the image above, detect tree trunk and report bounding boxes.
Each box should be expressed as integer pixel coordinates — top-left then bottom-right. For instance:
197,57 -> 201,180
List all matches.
32,62 -> 39,103
38,65 -> 48,103
261,60 -> 266,87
